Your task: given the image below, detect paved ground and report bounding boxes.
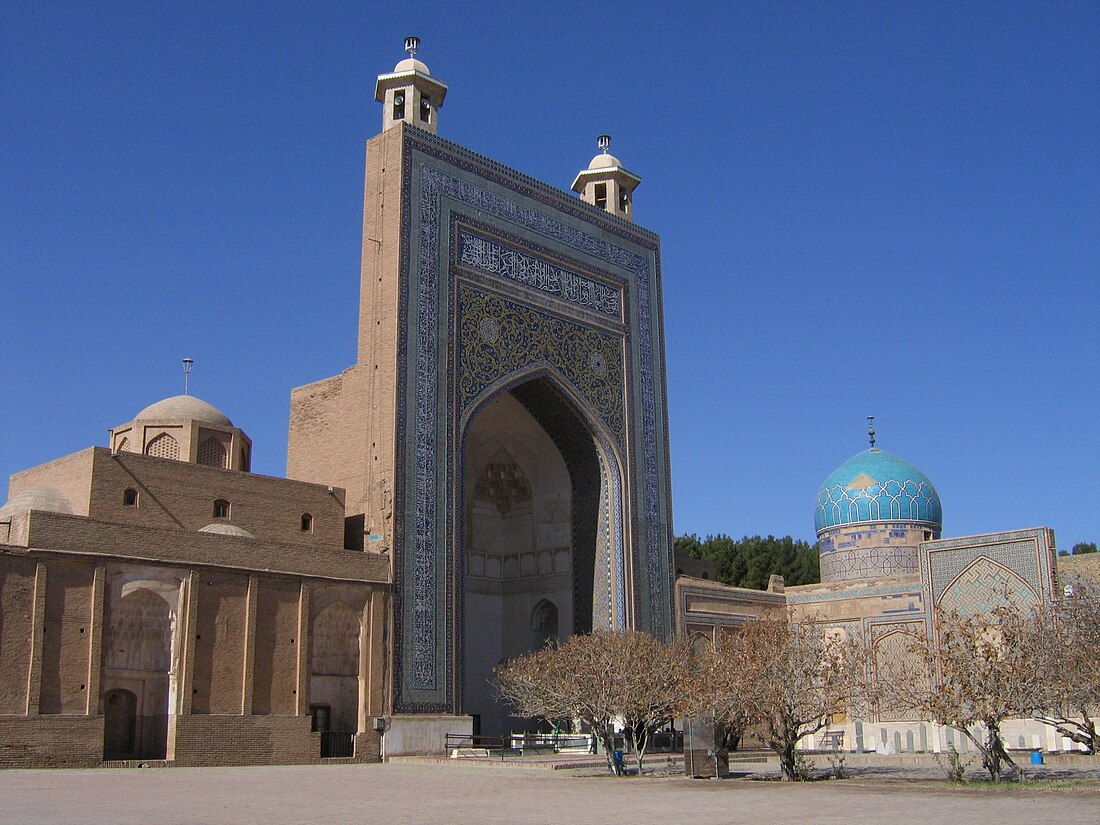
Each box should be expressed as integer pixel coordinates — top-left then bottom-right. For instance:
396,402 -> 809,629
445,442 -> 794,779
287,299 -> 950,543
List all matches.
0,760 -> 1097,825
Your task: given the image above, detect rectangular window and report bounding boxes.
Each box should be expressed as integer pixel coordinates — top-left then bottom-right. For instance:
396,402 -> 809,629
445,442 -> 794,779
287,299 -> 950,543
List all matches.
594,183 -> 607,209
393,91 -> 406,121
419,95 -> 431,123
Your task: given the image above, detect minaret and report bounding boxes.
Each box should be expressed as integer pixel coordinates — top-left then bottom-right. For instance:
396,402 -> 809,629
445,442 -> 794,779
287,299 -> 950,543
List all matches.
571,135 -> 641,221
374,36 -> 448,134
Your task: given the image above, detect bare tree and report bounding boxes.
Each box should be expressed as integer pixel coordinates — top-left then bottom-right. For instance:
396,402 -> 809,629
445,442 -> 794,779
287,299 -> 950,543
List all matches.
880,607 -> 1045,782
687,631 -> 753,755
1029,590 -> 1100,753
495,630 -> 690,775
689,619 -> 866,781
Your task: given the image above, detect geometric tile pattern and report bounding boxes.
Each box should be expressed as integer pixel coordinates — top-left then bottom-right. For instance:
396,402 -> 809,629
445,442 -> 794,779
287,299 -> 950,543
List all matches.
820,545 -> 919,582
921,528 -> 1057,627
816,477 -> 941,532
458,287 -> 625,444
937,557 -> 1039,616
871,621 -> 927,722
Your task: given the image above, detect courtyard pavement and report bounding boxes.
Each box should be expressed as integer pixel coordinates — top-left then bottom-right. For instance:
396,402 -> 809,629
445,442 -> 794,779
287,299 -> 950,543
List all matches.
0,759 -> 1097,824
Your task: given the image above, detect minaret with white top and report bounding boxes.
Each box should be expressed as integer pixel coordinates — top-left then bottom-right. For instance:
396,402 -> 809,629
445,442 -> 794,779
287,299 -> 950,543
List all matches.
374,36 -> 448,134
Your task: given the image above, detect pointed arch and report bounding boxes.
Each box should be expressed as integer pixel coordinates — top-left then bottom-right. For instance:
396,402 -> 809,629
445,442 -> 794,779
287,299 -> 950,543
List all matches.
145,432 -> 180,461
937,556 -> 1039,616
460,368 -> 627,633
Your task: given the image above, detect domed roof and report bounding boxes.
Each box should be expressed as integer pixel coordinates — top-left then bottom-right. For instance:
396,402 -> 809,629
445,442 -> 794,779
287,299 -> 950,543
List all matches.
588,152 -> 623,170
133,395 -> 233,427
815,448 -> 942,533
0,485 -> 74,519
198,523 -> 254,538
394,56 -> 430,75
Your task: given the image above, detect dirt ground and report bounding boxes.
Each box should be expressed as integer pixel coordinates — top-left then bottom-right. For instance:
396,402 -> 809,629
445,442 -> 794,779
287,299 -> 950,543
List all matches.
0,759 -> 1097,825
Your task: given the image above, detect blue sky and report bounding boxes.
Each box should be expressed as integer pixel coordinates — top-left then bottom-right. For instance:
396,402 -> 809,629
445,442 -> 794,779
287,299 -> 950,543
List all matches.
2,2 -> 1097,548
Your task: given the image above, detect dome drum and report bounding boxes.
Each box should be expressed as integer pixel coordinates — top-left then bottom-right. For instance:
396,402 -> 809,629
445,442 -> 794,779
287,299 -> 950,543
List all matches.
110,395 -> 252,472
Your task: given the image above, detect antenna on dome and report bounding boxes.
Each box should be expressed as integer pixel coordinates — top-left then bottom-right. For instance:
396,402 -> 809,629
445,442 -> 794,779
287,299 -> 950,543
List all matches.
404,35 -> 420,57
867,416 -> 876,450
182,358 -> 194,395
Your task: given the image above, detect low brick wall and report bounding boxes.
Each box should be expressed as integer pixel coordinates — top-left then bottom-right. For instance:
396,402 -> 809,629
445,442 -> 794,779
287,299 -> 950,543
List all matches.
172,715 -> 314,767
0,716 -> 102,768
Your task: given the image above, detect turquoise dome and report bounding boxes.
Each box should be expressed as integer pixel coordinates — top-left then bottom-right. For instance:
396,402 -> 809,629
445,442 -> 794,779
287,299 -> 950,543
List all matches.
815,449 -> 942,533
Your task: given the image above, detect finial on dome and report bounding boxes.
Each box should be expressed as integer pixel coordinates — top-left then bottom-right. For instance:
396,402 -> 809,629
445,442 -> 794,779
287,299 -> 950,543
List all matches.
182,358 -> 194,395
597,134 -> 611,154
404,35 -> 420,57
867,416 -> 877,450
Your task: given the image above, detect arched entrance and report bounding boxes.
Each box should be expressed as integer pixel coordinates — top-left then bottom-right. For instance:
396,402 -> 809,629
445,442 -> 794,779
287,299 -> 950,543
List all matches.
102,585 -> 175,760
461,376 -> 617,736
310,602 -> 361,734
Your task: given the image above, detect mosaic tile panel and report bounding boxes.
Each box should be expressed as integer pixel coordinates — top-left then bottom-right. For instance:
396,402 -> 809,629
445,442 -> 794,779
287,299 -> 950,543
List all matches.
458,287 -> 624,443
819,545 -> 919,582
920,528 -> 1056,623
391,129 -> 674,711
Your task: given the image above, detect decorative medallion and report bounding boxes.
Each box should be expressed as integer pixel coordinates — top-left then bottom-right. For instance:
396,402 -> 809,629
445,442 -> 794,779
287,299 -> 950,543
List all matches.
588,351 -> 607,378
478,316 -> 500,344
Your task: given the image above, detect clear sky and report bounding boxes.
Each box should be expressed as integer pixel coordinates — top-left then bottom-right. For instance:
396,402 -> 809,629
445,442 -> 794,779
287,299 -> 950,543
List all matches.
2,2 -> 1097,549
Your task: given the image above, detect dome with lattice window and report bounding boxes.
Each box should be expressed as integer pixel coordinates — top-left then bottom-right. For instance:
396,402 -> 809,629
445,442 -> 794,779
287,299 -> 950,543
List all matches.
133,395 -> 233,427
815,449 -> 942,534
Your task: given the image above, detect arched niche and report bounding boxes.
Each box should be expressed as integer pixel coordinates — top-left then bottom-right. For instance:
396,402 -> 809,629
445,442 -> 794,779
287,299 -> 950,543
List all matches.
460,375 -> 618,737
310,602 -> 362,735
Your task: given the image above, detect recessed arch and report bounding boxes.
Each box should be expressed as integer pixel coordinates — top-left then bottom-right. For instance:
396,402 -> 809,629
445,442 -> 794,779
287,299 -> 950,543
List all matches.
938,556 -> 1040,616
458,371 -> 625,736
461,365 -> 627,626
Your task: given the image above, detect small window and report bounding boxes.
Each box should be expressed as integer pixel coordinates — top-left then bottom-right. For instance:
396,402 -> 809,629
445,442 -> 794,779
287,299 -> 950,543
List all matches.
619,189 -> 629,213
419,94 -> 431,123
123,488 -> 138,507
393,91 -> 405,121
300,513 -> 313,533
594,183 -> 607,209
213,499 -> 231,519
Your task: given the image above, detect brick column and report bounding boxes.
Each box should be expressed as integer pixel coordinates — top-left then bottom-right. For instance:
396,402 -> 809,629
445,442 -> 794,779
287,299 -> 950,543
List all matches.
85,565 -> 106,715
295,581 -> 311,716
364,586 -> 387,718
25,561 -> 48,715
178,571 -> 200,716
242,575 -> 258,714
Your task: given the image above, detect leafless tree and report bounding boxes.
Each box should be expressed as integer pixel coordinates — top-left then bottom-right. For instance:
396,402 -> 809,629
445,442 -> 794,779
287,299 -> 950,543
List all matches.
494,630 -> 691,775
688,619 -> 867,780
1028,590 -> 1100,753
879,607 -> 1046,782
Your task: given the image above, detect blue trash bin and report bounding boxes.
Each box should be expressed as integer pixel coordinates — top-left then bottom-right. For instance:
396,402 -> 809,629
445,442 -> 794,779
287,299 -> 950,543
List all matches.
1030,750 -> 1044,765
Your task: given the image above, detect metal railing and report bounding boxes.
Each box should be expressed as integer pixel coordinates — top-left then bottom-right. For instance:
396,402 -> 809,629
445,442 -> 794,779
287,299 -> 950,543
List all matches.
444,734 -> 517,760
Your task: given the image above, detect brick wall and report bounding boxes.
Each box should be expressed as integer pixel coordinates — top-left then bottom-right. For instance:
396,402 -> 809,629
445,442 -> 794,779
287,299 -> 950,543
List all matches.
9,449 -> 95,515
172,714 -> 314,766
0,717 -> 102,768
252,578 -> 300,715
0,555 -> 36,714
39,560 -> 94,714
192,573 -> 247,714
21,511 -> 389,583
88,449 -> 346,547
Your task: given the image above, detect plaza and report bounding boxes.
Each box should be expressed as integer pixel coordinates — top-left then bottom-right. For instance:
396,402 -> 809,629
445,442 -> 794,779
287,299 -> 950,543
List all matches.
0,760 -> 1097,825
